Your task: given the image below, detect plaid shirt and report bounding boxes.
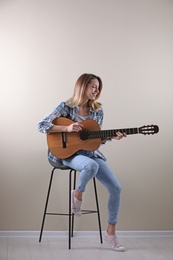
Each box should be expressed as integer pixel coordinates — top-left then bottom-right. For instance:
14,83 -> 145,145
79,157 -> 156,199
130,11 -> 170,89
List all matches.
38,101 -> 107,163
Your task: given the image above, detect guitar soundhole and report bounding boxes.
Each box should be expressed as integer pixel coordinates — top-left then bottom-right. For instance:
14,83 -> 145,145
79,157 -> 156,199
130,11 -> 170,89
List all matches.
80,132 -> 89,140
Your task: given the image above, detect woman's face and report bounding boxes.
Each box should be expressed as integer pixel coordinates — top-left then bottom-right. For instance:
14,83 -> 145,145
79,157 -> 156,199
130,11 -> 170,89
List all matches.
83,78 -> 100,102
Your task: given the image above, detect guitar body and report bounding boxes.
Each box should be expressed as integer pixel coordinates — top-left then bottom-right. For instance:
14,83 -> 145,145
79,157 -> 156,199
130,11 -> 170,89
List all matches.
47,117 -> 101,159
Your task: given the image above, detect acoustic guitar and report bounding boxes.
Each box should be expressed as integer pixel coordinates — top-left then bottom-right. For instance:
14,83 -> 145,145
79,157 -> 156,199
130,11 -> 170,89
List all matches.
47,117 -> 159,159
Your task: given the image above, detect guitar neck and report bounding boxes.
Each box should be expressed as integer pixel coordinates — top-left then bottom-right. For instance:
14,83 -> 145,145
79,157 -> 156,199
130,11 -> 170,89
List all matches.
81,128 -> 139,140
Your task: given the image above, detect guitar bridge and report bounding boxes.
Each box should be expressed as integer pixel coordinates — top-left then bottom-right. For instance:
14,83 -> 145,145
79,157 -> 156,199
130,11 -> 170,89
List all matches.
61,132 -> 67,148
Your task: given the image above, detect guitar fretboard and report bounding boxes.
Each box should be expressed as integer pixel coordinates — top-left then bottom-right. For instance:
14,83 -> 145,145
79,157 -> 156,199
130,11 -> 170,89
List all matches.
80,128 -> 139,140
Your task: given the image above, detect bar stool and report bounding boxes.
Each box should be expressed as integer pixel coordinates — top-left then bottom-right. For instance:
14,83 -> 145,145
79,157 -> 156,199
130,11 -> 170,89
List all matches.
39,160 -> 103,249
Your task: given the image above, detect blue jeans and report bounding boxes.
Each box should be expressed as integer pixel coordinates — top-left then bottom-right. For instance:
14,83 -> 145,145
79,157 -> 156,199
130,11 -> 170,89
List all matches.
62,152 -> 122,224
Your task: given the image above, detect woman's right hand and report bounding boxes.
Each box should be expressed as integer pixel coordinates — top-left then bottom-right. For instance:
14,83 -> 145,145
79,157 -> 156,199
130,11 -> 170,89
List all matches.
66,122 -> 83,132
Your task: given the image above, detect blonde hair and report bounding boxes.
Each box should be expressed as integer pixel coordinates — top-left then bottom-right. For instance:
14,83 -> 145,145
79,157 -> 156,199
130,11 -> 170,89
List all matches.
66,73 -> 103,111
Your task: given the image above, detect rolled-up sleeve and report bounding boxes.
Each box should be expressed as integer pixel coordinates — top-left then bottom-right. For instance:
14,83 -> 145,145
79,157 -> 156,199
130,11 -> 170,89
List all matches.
37,102 -> 67,134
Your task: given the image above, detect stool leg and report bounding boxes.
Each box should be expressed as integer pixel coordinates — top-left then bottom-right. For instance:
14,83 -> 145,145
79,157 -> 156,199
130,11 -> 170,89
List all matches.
69,169 -> 77,249
39,167 -> 55,242
68,169 -> 72,249
93,177 -> 103,244
71,170 -> 76,238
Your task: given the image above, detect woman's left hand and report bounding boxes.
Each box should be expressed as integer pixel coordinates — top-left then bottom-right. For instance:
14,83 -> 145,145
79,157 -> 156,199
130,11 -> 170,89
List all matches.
113,132 -> 127,140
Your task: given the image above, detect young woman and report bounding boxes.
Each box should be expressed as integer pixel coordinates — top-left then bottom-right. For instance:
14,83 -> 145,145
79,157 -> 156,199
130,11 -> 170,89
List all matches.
38,73 -> 126,252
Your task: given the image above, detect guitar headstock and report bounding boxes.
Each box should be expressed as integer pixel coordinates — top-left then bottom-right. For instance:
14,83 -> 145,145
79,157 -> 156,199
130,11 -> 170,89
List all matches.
139,125 -> 159,135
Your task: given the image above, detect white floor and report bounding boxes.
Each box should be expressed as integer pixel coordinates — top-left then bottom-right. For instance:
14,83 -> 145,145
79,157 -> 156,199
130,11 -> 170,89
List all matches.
0,234 -> 173,260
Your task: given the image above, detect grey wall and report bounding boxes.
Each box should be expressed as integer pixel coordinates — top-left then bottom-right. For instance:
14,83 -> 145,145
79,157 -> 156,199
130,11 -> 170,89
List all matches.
0,0 -> 173,232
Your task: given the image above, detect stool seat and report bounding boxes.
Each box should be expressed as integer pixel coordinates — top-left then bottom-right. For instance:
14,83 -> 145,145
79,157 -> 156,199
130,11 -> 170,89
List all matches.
39,161 -> 103,249
48,158 -> 72,170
